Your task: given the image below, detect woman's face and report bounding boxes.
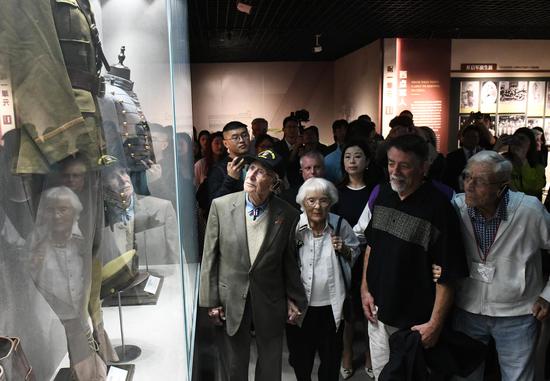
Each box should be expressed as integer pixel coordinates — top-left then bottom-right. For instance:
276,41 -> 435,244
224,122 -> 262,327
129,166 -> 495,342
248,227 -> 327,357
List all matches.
199,134 -> 209,150
510,139 -> 530,161
47,196 -> 76,235
343,146 -> 368,176
534,131 -> 543,151
303,190 -> 330,227
211,136 -> 224,156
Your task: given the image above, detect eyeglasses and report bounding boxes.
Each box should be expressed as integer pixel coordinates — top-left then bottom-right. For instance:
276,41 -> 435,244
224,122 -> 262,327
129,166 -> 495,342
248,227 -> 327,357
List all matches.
225,132 -> 250,143
461,172 -> 502,187
304,197 -> 331,208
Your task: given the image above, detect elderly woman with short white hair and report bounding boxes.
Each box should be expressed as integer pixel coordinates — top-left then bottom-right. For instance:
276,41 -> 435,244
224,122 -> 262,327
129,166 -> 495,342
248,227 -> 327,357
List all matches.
286,177 -> 360,381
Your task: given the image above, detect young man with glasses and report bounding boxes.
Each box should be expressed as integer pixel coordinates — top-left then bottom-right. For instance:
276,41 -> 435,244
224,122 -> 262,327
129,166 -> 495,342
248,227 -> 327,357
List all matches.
203,121 -> 251,208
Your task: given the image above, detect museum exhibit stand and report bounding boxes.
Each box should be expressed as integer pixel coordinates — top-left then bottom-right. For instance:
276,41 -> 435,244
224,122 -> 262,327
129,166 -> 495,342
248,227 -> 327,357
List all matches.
0,0 -> 199,380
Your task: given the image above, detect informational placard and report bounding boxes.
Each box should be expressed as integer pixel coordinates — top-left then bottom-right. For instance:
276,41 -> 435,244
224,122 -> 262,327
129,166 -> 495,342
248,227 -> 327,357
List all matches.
0,60 -> 16,140
107,366 -> 129,381
144,275 -> 161,295
396,39 -> 451,153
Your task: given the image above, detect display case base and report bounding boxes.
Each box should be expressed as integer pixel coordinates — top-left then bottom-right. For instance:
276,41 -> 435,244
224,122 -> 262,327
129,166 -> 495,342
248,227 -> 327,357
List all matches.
54,364 -> 135,381
102,274 -> 164,307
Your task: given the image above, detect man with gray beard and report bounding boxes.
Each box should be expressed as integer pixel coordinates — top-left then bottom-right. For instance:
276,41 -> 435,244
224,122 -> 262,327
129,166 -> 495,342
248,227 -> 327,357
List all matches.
360,135 -> 468,378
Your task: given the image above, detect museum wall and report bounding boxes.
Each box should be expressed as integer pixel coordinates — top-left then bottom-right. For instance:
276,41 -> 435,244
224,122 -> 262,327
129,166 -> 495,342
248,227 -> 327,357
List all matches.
451,39 -> 550,70
190,61 -> 335,143
100,0 -> 174,126
333,40 -> 382,129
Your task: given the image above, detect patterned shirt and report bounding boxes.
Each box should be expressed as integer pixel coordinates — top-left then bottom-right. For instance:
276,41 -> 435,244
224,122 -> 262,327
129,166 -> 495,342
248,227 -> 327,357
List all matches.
467,191 -> 509,260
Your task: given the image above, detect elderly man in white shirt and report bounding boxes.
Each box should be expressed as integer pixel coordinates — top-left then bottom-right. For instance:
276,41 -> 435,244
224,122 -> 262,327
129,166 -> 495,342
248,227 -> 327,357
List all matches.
286,177 -> 360,381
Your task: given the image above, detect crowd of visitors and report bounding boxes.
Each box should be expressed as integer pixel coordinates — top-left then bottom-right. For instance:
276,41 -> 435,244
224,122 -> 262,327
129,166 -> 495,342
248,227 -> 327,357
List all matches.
196,111 -> 550,381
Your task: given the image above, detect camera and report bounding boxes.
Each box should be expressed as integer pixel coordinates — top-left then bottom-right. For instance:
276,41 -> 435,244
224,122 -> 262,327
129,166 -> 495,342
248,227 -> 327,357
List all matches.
291,109 -> 310,125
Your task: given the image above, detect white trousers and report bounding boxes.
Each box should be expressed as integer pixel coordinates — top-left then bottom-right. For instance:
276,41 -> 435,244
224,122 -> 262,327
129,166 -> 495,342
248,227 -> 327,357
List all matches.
367,319 -> 399,380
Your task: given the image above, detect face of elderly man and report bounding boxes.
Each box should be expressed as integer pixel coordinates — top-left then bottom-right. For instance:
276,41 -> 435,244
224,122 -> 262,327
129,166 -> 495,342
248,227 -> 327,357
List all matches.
106,167 -> 134,202
387,147 -> 427,198
463,162 -> 505,210
301,155 -> 325,181
46,196 -> 77,235
244,161 -> 275,204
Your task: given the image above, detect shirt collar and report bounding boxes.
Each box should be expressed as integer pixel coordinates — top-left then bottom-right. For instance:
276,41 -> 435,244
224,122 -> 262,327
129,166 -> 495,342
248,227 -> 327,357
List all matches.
467,190 -> 509,222
245,193 -> 269,220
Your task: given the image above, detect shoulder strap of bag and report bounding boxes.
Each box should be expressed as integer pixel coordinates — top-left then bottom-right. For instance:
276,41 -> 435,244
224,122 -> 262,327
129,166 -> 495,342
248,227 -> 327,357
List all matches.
334,216 -> 350,291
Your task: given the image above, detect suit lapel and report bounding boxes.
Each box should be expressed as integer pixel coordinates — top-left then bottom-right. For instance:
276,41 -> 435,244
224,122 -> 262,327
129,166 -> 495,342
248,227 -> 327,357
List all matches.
230,194 -> 251,269
250,199 -> 284,271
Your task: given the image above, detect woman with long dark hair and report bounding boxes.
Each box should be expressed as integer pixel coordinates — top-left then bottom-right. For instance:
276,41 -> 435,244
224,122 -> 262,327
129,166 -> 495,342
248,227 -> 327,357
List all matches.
511,128 -> 546,199
332,140 -> 377,379
194,131 -> 226,189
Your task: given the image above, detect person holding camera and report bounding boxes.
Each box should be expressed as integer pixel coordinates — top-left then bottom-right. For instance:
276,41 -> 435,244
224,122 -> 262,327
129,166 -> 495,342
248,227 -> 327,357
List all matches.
201,121 -> 251,210
273,115 -> 304,187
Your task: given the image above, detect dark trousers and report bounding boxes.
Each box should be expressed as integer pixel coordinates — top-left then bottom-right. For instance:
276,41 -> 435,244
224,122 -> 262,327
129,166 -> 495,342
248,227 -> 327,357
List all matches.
286,305 -> 344,381
220,298 -> 283,381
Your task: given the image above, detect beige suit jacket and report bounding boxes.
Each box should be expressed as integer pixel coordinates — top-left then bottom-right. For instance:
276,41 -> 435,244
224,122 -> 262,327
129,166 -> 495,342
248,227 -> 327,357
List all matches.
199,191 -> 307,337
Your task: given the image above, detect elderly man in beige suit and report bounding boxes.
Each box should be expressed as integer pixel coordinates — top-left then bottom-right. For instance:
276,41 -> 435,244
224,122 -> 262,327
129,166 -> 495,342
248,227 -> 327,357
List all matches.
199,149 -> 307,381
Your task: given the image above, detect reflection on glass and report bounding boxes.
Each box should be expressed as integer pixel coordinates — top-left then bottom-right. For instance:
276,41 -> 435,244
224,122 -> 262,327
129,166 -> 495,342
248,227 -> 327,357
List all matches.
30,186 -> 107,380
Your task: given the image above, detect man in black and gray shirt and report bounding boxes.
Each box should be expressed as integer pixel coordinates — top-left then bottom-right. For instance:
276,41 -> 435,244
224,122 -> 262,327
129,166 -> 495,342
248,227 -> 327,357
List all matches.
360,134 -> 468,378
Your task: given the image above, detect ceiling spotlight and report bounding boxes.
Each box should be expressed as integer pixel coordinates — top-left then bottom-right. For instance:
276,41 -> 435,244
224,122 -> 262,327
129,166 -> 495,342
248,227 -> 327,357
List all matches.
312,34 -> 322,54
236,1 -> 252,15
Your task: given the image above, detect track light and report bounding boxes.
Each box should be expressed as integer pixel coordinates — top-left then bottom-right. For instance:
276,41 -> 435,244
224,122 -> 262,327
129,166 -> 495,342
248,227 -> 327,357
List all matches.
312,34 -> 322,53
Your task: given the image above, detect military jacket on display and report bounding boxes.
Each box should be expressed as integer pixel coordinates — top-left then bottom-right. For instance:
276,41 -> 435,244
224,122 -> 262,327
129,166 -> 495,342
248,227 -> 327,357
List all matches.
1,0 -> 109,173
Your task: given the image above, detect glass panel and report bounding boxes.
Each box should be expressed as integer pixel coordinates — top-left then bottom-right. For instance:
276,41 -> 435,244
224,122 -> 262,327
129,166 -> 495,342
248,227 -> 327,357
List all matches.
0,0 -> 196,380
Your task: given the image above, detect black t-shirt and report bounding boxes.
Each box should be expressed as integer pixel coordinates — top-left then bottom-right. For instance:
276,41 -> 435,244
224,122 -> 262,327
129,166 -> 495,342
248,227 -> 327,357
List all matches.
333,186 -> 371,227
365,182 -> 467,329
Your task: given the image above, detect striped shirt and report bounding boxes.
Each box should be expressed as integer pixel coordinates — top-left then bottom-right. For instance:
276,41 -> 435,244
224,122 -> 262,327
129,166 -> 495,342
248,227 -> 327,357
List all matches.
467,191 -> 509,260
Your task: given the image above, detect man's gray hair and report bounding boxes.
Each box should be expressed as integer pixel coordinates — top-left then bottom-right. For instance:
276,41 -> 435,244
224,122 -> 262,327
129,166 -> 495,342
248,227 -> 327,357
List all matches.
42,186 -> 84,217
296,177 -> 338,211
299,150 -> 325,168
466,150 -> 513,183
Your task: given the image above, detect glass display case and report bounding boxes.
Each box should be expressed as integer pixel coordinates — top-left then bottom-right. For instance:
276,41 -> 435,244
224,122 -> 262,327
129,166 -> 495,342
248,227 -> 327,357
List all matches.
0,0 -> 198,380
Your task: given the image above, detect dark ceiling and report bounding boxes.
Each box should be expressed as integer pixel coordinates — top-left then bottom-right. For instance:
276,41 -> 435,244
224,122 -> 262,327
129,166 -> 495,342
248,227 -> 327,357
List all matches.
188,0 -> 550,63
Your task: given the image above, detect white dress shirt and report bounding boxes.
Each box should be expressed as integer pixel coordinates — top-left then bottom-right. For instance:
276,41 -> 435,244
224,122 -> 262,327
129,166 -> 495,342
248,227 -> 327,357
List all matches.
295,212 -> 360,329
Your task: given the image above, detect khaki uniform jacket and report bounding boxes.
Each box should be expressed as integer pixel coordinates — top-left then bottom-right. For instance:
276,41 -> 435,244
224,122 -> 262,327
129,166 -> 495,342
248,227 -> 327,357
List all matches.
1,0 -> 102,173
199,192 -> 307,337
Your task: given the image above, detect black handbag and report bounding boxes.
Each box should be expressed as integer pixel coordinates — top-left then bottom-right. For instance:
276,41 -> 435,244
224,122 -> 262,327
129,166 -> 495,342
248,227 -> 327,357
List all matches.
334,216 -> 354,322
0,337 -> 35,381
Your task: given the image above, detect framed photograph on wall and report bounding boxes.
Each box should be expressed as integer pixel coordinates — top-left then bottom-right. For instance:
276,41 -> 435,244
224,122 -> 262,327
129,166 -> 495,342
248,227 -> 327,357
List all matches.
527,117 -> 544,128
480,80 -> 498,113
459,81 -> 479,114
527,81 -> 545,116
497,114 -> 526,135
498,81 -> 527,113
544,118 -> 550,143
